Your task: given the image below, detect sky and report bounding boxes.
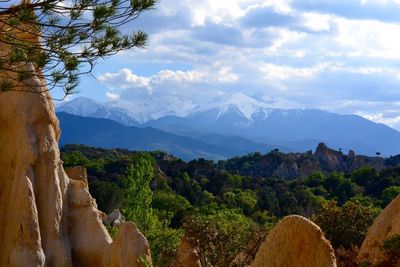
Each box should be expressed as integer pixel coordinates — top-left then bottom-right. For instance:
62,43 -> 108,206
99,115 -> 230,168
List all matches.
55,0 -> 400,131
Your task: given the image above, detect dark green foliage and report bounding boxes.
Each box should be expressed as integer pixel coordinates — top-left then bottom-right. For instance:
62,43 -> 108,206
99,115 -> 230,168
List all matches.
382,186 -> 400,206
61,145 -> 400,264
152,191 -> 192,225
123,154 -> 154,232
89,181 -> 123,213
182,210 -> 258,267
335,246 -> 361,267
121,154 -> 182,267
373,235 -> 400,267
314,201 -> 380,249
382,235 -> 400,254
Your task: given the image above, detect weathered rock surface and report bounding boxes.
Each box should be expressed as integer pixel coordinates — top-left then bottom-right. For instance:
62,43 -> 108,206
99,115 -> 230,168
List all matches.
65,166 -> 89,189
103,209 -> 126,226
172,237 -> 202,267
251,215 -> 336,267
0,9 -> 151,266
359,195 -> 400,265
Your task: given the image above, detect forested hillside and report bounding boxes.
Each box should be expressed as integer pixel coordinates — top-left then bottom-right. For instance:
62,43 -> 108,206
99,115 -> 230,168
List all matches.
61,144 -> 400,266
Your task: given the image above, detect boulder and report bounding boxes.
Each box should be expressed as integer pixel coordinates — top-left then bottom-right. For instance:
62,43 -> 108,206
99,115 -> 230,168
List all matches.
359,195 -> 400,265
251,215 -> 336,267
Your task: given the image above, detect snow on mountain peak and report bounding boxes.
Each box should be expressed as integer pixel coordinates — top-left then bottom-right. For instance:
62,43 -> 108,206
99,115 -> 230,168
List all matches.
197,92 -> 273,120
57,97 -> 103,116
106,95 -> 197,123
57,92 -> 306,124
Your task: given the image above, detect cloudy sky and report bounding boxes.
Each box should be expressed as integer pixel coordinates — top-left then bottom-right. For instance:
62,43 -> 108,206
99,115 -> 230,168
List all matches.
56,0 -> 400,130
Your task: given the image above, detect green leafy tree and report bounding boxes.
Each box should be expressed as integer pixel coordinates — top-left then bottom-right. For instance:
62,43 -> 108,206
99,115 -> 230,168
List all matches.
382,186 -> 400,206
183,210 -> 256,267
235,190 -> 258,215
0,0 -> 156,97
305,171 -> 326,187
89,181 -> 123,213
315,200 -> 380,249
123,154 -> 155,232
122,154 -> 182,267
152,191 -> 192,225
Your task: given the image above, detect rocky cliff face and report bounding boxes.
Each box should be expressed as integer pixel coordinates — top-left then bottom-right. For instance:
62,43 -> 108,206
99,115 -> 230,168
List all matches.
313,143 -> 385,173
0,13 -> 151,266
251,215 -> 336,267
359,195 -> 400,265
225,143 -> 386,179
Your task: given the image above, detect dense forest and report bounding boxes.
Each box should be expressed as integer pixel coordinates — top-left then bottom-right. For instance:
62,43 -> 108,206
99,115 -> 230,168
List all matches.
61,144 -> 400,266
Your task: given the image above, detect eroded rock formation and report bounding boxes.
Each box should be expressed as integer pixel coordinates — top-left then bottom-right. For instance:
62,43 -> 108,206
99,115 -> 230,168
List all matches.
172,237 -> 202,267
0,8 -> 151,266
359,195 -> 400,265
251,215 -> 336,267
65,166 -> 89,189
226,143 -> 386,179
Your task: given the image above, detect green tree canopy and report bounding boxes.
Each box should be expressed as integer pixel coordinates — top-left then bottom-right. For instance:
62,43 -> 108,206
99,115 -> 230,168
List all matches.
123,153 -> 154,232
315,200 -> 380,249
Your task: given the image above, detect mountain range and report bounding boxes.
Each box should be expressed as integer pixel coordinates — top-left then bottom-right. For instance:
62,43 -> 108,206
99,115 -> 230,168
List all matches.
57,112 -> 279,160
57,93 -> 400,158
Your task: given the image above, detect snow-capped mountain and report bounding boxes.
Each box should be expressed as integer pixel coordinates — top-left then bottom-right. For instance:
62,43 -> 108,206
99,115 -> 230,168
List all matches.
195,92 -> 306,121
144,107 -> 400,156
200,92 -> 271,120
56,93 -> 400,156
57,92 -> 305,124
106,94 -> 197,123
57,97 -> 139,126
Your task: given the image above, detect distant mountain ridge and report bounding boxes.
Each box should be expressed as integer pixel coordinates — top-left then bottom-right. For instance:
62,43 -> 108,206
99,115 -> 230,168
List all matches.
57,112 -> 278,161
57,94 -> 400,156
144,107 -> 400,156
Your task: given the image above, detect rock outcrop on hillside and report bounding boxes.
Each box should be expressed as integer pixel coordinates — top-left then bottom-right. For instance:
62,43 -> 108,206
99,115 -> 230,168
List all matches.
172,237 -> 202,267
359,195 -> 400,265
224,143 -> 386,179
0,11 -> 151,266
251,215 -> 336,267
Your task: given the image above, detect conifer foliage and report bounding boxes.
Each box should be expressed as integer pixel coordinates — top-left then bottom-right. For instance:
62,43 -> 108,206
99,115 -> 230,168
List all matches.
0,0 -> 156,97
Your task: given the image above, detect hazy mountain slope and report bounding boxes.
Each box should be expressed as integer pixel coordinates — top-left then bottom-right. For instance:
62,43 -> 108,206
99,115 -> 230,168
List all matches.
57,112 -> 259,161
144,108 -> 400,156
188,132 -> 289,154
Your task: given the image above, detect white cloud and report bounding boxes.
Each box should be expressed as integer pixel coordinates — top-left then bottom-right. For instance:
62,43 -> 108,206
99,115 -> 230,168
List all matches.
216,67 -> 239,83
77,0 -> 400,131
98,68 -> 151,90
154,70 -> 206,83
244,0 -> 294,14
98,67 -> 239,92
106,92 -> 120,100
260,63 -> 326,81
301,12 -> 332,31
357,112 -> 400,130
334,17 -> 400,59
